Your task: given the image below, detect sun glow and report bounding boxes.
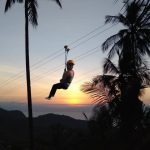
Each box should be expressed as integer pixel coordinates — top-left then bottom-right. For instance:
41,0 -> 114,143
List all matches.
33,81 -> 90,105
62,83 -> 85,105
66,98 -> 81,105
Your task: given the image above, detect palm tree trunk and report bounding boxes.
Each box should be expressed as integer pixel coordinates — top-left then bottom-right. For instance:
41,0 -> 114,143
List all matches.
25,1 -> 34,149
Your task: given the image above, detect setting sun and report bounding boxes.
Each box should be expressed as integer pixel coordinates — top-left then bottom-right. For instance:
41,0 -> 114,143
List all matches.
66,98 -> 81,105
61,84 -> 90,105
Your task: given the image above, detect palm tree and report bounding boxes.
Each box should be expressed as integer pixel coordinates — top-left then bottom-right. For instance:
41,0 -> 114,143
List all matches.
81,56 -> 150,104
5,0 -> 62,149
82,1 -> 150,131
99,1 -> 150,100
115,0 -> 148,5
81,57 -> 150,129
102,1 -> 150,70
102,1 -> 150,116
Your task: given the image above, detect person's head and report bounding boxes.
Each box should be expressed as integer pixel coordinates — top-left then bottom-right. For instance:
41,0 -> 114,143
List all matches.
67,60 -> 75,70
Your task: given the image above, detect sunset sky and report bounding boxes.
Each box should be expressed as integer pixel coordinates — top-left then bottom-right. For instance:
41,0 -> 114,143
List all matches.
0,0 -> 150,119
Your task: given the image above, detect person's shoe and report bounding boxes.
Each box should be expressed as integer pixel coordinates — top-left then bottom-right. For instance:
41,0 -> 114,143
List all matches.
45,97 -> 52,100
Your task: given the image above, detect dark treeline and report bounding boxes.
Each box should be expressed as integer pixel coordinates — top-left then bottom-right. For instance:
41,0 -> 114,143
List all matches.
80,0 -> 150,150
0,105 -> 150,150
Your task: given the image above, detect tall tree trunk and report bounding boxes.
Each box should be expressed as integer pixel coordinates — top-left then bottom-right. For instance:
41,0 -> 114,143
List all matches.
25,1 -> 34,149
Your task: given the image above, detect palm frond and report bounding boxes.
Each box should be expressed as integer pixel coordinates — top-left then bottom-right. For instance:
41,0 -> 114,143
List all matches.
105,15 -> 120,24
100,76 -> 118,92
102,30 -> 128,59
118,29 -> 128,38
126,1 -> 141,24
142,23 -> 150,28
136,64 -> 150,86
5,0 -> 23,12
107,44 -> 119,59
137,0 -> 145,6
81,74 -> 121,106
103,58 -> 119,74
141,13 -> 150,27
137,36 -> 150,57
81,81 -> 110,105
28,0 -> 38,27
102,33 -> 120,52
139,29 -> 150,42
119,14 -> 132,27
106,14 -> 130,27
137,1 -> 150,26
51,0 -> 62,8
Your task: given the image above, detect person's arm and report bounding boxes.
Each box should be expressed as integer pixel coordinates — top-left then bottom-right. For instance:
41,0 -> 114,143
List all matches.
61,70 -> 74,83
60,70 -> 67,82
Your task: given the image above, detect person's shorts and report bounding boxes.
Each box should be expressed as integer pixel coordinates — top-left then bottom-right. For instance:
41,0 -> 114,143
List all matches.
61,82 -> 70,89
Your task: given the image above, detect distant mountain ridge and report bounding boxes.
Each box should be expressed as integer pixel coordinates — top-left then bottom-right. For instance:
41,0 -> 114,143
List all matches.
0,107 -> 26,120
35,113 -> 87,129
0,107 -> 87,128
0,107 -> 88,148
0,107 -> 88,139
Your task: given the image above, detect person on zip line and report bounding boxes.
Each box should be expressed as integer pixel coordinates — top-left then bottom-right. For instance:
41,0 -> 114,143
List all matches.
45,59 -> 75,100
46,45 -> 75,100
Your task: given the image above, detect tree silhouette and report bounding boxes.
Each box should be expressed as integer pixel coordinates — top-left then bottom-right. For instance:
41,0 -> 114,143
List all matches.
4,0 -> 62,149
81,1 -> 150,133
102,1 -> 150,130
115,0 -> 148,5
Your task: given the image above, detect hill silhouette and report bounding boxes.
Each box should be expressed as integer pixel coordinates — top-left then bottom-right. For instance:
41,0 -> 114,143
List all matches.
34,113 -> 87,129
0,107 -> 88,149
1,106 -> 150,150
0,107 -> 87,129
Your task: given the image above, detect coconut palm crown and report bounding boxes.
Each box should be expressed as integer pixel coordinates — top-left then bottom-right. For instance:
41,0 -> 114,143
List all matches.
81,1 -> 150,105
102,1 -> 150,74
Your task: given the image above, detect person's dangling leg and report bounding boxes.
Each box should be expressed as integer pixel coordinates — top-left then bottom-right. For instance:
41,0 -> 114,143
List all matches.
46,83 -> 63,100
49,83 -> 62,97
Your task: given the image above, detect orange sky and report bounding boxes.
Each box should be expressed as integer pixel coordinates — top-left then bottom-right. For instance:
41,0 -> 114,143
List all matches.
1,75 -> 150,106
0,0 -> 149,107
0,73 -> 92,106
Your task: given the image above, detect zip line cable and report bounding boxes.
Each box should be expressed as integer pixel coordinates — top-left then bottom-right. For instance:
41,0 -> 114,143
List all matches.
70,24 -> 115,50
3,24 -> 104,79
31,23 -> 114,74
1,45 -> 101,93
0,52 -> 64,89
0,45 -> 101,95
0,27 -> 109,90
0,51 -> 64,88
0,66 -> 101,97
68,24 -> 105,46
0,72 -> 25,88
31,51 -> 64,71
26,45 -> 101,82
0,24 -> 116,89
31,66 -> 101,97
31,24 -> 115,76
0,24 -> 106,87
28,24 -> 106,68
0,3 -> 125,98
30,25 -> 114,76
31,46 -> 100,82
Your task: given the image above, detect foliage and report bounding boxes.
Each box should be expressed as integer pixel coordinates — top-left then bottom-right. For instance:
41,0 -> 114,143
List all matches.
81,1 -> 150,142
81,0 -> 150,107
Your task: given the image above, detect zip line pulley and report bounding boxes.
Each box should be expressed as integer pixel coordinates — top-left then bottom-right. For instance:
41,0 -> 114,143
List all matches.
64,45 -> 70,71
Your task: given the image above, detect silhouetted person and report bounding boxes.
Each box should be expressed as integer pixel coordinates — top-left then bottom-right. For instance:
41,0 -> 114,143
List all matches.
45,60 -> 75,100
